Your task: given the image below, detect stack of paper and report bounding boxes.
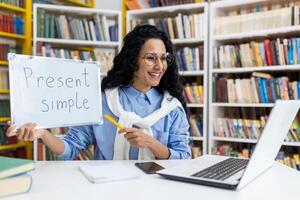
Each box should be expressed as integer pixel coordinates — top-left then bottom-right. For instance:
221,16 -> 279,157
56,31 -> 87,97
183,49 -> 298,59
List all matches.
79,162 -> 141,183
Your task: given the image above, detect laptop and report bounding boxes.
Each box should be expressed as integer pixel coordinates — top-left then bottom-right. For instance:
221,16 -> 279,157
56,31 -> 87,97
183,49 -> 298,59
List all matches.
157,100 -> 300,190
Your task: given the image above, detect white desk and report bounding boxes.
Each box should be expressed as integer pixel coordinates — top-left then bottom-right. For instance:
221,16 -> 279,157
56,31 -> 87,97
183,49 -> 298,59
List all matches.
3,160 -> 300,200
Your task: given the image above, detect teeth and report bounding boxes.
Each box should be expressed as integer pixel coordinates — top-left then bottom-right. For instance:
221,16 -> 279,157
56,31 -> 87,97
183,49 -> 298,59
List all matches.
149,72 -> 160,77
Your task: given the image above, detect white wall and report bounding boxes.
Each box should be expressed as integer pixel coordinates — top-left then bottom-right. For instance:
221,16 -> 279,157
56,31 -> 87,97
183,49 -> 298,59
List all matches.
95,0 -> 121,10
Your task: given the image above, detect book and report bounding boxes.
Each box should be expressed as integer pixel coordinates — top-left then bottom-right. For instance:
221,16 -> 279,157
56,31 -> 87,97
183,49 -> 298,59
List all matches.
0,173 -> 32,197
126,0 -> 142,10
0,156 -> 34,179
79,163 -> 141,183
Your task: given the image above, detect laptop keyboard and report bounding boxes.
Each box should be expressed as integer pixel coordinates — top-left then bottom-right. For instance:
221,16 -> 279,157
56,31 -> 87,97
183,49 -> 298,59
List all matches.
192,158 -> 249,181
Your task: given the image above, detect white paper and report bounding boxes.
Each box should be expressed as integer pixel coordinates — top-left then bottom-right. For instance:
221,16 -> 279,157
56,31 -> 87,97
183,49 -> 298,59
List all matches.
79,163 -> 141,184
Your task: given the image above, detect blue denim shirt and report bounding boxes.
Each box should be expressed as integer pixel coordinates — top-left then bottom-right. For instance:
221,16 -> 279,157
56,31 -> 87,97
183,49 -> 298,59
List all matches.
59,86 -> 191,160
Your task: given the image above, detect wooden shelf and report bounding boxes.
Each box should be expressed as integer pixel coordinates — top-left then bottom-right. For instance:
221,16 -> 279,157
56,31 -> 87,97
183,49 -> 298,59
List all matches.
0,117 -> 10,122
0,142 -> 29,151
212,65 -> 300,74
179,70 -> 204,76
0,61 -> 8,65
211,103 -> 275,107
62,0 -> 93,8
213,136 -> 257,144
213,136 -> 300,147
125,2 -> 210,155
36,38 -> 119,48
0,89 -> 9,94
283,142 -> 300,147
172,38 -> 204,45
0,32 -> 26,40
127,2 -> 206,16
209,0 -> 300,158
187,103 -> 204,108
32,3 -> 120,161
35,4 -> 119,17
0,0 -> 32,160
0,3 -> 26,13
214,26 -> 300,41
190,136 -> 203,141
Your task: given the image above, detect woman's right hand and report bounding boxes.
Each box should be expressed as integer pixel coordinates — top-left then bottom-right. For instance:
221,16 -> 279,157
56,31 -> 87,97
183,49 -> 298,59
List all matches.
6,121 -> 41,142
6,122 -> 65,155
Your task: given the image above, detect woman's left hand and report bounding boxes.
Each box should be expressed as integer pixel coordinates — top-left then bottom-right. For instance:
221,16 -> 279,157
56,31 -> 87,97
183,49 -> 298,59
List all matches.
119,127 -> 153,148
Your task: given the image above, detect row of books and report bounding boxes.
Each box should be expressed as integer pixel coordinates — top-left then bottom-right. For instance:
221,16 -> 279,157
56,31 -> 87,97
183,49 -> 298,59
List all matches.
148,0 -> 196,8
0,127 -> 9,145
176,46 -> 203,71
126,0 -> 199,10
277,151 -> 300,171
0,71 -> 9,90
214,4 -> 300,35
78,145 -> 94,160
0,44 -> 21,61
37,127 -> 67,161
37,142 -> 62,161
183,83 -> 204,104
37,9 -> 118,41
213,116 -> 266,140
71,0 -> 92,5
0,147 -> 27,159
129,13 -> 205,40
214,116 -> 300,142
0,14 -> 24,35
215,38 -> 300,69
189,114 -> 203,137
214,75 -> 300,103
0,100 -> 10,117
190,146 -> 202,159
36,43 -> 115,73
0,0 -> 24,8
212,143 -> 253,158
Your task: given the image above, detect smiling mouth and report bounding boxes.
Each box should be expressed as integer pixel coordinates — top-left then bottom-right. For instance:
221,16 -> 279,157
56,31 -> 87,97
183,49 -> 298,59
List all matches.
148,72 -> 161,78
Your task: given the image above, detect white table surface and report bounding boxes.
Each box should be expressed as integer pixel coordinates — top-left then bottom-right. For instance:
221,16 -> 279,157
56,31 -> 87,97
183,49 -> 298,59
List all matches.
2,160 -> 300,200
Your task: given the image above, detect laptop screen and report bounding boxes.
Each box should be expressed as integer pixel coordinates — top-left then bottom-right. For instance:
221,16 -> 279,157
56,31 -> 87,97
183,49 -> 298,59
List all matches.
237,100 -> 300,190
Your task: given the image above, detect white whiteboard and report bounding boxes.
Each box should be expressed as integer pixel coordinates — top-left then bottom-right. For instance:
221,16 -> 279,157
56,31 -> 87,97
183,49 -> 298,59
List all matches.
8,53 -> 103,129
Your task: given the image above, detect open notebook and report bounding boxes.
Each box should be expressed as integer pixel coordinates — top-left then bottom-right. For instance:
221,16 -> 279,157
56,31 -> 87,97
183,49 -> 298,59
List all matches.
79,162 -> 141,183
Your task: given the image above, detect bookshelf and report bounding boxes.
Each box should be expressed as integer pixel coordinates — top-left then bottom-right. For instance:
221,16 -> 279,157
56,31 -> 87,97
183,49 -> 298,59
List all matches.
0,0 -> 32,159
126,2 -> 209,157
209,0 -> 300,169
60,0 -> 94,8
32,4 -> 122,160
33,0 -> 94,8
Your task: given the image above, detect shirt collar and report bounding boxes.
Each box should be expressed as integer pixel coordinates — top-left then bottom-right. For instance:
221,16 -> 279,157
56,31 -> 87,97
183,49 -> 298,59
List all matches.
123,86 -> 158,105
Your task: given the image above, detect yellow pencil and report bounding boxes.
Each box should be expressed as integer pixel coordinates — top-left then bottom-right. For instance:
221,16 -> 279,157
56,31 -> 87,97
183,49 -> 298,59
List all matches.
104,114 -> 123,129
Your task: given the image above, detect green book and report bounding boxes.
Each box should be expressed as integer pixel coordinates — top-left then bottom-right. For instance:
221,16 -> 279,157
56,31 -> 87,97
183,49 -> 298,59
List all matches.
0,156 -> 34,179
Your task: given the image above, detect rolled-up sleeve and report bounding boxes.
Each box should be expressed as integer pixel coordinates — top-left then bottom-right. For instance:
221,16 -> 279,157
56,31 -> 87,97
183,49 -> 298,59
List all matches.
167,107 -> 191,159
58,125 -> 95,160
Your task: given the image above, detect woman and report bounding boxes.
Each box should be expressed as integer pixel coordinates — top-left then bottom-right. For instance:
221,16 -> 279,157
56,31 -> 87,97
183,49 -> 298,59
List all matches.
6,25 -> 191,160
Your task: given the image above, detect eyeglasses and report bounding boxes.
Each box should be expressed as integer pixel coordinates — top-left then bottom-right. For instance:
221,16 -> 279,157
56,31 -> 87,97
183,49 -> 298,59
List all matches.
140,52 -> 174,67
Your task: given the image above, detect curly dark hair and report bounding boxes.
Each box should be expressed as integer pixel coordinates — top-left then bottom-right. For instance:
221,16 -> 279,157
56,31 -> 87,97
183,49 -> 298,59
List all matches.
101,24 -> 187,113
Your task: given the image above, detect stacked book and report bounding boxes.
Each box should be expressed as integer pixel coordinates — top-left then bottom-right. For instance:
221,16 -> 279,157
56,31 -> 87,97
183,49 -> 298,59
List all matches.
0,156 -> 34,197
